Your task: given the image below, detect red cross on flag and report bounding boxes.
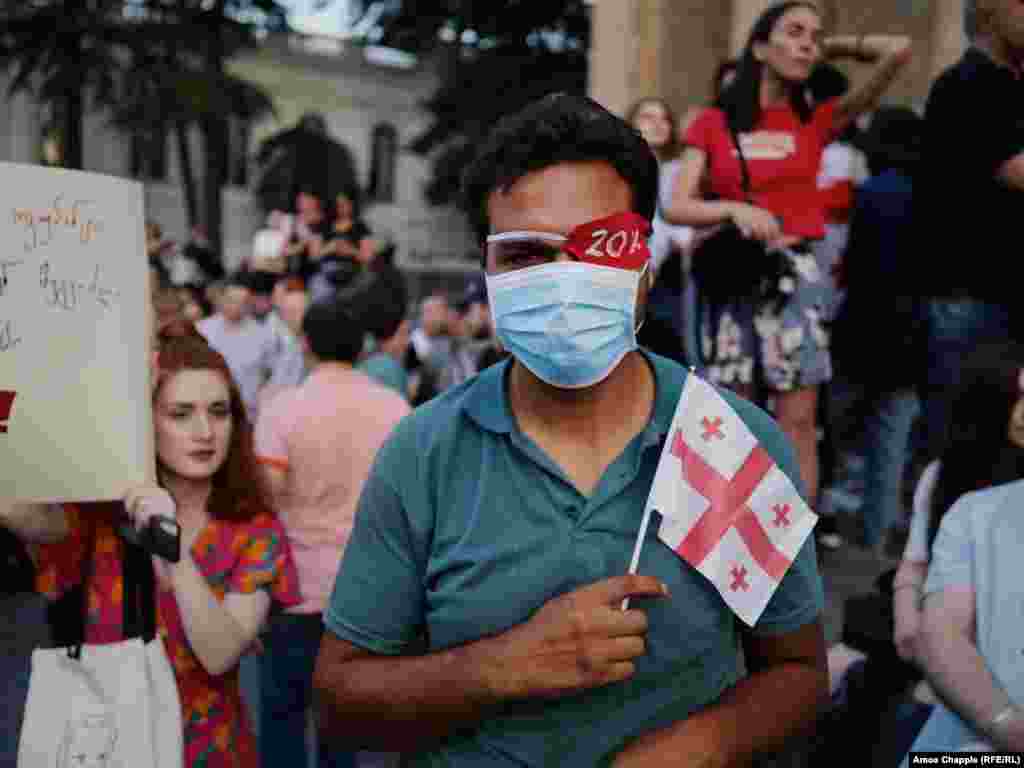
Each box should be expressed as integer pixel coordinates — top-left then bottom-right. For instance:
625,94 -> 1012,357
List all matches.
634,373 -> 818,626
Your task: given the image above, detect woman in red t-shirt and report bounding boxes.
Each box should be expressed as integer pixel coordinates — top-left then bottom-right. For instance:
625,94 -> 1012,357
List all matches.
666,1 -> 911,512
5,327 -> 300,768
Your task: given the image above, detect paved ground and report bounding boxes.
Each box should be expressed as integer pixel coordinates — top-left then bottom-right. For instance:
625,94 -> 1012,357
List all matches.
817,480 -> 910,647
819,527 -> 896,646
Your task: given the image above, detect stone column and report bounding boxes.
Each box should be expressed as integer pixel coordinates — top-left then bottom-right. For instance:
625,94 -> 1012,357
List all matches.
588,0 -> 642,116
589,0 -> 730,120
730,0 -> 772,57
929,0 -> 966,82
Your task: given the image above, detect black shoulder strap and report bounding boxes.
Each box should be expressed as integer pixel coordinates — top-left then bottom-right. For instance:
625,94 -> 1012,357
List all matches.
724,116 -> 754,204
121,536 -> 157,643
67,517 -> 98,660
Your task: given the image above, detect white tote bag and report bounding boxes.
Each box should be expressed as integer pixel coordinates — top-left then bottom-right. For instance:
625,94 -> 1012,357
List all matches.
18,537 -> 183,768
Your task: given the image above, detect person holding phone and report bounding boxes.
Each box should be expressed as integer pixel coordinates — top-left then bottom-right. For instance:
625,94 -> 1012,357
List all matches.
2,325 -> 300,768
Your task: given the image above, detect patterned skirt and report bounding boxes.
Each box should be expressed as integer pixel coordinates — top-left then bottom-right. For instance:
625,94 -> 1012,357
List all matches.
684,242 -> 833,395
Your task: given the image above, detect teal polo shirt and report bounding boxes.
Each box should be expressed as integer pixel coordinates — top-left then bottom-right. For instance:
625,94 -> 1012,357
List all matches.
325,351 -> 824,767
358,352 -> 409,401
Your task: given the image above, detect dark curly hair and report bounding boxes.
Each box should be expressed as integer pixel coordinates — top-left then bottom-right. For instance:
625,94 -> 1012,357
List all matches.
721,2 -> 822,133
928,342 -> 1024,552
461,92 -> 659,247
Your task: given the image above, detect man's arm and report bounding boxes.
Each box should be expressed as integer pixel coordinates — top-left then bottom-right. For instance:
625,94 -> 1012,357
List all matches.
313,575 -> 668,753
612,620 -> 828,767
919,588 -> 1024,750
313,632 -> 501,752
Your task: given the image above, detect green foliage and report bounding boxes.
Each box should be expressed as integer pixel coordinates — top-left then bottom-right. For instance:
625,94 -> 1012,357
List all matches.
354,0 -> 590,209
0,0 -> 286,243
253,113 -> 361,215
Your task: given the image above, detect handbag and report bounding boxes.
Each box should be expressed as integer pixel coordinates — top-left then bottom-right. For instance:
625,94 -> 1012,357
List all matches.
690,117 -> 791,316
18,523 -> 183,768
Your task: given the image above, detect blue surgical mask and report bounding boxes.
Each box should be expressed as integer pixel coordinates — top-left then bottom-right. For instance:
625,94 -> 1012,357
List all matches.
485,261 -> 646,389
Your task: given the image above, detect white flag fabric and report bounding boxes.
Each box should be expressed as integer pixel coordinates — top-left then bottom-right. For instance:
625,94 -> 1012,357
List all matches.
644,374 -> 817,626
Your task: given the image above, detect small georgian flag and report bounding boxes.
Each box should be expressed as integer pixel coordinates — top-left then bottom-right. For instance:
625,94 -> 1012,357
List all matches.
627,373 -> 817,626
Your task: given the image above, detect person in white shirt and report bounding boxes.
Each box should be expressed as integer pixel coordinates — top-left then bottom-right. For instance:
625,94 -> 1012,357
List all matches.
197,277 -> 281,421
893,343 -> 1024,666
626,98 -> 694,276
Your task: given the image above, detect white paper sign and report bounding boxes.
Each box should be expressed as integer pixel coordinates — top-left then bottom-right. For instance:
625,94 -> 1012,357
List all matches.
0,162 -> 153,502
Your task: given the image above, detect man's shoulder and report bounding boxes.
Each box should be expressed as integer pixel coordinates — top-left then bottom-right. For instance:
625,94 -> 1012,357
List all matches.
375,371 -> 485,458
927,51 -> 994,110
355,369 -> 412,417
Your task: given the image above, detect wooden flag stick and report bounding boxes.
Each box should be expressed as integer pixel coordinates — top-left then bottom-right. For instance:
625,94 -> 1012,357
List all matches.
622,505 -> 654,611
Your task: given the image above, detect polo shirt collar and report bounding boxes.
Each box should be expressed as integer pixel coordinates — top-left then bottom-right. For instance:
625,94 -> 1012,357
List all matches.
461,351 -> 687,446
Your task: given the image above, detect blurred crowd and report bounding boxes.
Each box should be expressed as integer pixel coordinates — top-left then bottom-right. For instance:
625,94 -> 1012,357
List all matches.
4,1 -> 1024,767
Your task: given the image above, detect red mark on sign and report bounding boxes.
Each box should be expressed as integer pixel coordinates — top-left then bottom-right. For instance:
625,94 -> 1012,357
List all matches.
701,416 -> 724,442
0,391 -> 16,434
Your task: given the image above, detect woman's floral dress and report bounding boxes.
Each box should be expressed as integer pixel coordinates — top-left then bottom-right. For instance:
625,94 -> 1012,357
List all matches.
36,503 -> 302,768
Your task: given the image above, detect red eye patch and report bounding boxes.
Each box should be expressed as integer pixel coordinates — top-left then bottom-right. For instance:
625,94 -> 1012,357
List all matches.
563,212 -> 652,271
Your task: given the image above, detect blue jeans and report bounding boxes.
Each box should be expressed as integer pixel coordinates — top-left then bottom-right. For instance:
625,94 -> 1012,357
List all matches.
921,299 -> 1012,454
0,593 -> 52,767
860,390 -> 920,548
260,613 -> 355,768
0,652 -> 31,767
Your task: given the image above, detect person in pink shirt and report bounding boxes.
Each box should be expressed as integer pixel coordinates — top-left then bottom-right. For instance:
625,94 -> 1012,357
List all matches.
254,298 -> 409,768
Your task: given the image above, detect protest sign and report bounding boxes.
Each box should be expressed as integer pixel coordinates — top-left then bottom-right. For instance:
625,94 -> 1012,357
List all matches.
0,163 -> 153,501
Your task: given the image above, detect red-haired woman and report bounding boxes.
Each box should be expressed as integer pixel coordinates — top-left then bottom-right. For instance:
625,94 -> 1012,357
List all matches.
6,327 -> 300,768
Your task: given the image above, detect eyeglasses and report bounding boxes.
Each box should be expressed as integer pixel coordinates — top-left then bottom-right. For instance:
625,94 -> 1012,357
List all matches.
484,231 -> 569,273
485,211 -> 653,275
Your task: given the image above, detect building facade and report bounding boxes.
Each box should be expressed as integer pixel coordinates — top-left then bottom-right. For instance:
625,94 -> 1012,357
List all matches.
0,31 -> 479,297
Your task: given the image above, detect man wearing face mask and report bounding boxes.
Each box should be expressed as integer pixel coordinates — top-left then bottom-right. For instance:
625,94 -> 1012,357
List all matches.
314,93 -> 827,767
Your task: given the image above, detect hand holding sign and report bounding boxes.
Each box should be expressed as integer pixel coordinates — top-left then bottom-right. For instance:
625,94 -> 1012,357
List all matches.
0,163 -> 151,502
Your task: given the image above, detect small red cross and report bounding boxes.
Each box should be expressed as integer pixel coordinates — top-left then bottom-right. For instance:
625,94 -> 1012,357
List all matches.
730,565 -> 750,592
773,504 -> 791,528
701,416 -> 725,442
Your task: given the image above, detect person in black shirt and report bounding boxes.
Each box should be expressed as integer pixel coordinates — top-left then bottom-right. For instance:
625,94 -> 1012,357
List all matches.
309,191 -> 377,303
830,107 -> 926,555
916,0 -> 1024,456
285,188 -> 330,282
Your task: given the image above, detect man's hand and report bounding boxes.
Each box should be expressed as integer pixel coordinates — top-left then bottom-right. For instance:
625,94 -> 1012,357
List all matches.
483,575 -> 669,700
